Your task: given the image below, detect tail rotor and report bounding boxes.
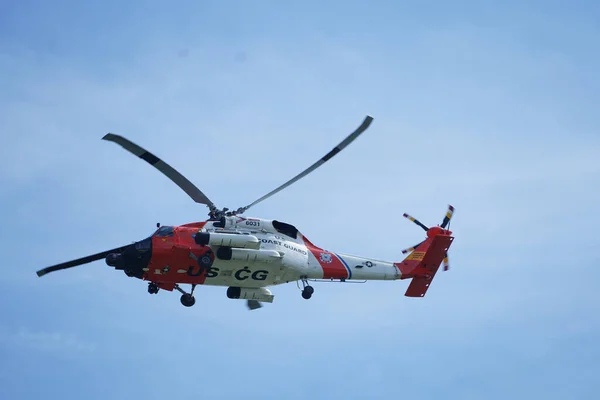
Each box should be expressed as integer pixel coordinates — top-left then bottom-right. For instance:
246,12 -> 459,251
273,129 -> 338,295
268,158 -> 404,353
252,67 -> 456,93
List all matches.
400,212 -> 430,255
401,205 -> 455,270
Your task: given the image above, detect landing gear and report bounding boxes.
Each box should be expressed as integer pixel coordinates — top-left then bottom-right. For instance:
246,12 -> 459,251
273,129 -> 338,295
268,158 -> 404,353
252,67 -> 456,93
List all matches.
302,286 -> 314,299
300,278 -> 314,300
148,282 -> 159,294
175,284 -> 197,307
180,293 -> 196,307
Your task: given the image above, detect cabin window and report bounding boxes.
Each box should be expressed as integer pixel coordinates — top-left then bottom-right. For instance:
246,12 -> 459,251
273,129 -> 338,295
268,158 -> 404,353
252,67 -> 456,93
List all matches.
272,220 -> 298,239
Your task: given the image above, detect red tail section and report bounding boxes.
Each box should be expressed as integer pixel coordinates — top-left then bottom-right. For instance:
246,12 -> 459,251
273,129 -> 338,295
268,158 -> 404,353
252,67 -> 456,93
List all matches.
394,232 -> 454,297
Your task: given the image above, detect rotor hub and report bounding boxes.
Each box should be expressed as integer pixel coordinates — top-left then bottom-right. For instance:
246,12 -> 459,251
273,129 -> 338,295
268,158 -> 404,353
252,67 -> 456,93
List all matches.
427,226 -> 452,238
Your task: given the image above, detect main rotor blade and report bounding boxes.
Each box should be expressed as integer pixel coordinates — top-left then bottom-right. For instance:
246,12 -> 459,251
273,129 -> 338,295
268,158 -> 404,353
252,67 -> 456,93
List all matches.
103,134 -> 217,210
236,115 -> 374,214
36,245 -> 130,277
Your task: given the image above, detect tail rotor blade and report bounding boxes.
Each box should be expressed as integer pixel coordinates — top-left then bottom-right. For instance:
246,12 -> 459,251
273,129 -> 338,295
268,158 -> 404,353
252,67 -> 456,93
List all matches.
402,213 -> 429,231
401,240 -> 425,254
440,205 -> 455,228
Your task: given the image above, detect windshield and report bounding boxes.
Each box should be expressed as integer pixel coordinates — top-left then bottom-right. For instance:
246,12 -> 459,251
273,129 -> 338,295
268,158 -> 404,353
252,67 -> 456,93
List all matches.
155,226 -> 174,237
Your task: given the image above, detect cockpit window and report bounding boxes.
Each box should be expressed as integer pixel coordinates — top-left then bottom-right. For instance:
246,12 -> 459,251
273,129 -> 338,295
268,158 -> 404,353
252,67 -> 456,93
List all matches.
272,220 -> 298,239
155,226 -> 174,237
134,237 -> 152,252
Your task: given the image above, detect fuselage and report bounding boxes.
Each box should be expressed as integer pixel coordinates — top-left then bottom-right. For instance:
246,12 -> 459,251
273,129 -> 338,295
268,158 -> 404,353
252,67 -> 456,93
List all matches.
114,216 -> 400,291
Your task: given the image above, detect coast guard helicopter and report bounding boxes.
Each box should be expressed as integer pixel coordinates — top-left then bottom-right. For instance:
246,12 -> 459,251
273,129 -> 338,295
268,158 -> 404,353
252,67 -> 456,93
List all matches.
36,115 -> 456,310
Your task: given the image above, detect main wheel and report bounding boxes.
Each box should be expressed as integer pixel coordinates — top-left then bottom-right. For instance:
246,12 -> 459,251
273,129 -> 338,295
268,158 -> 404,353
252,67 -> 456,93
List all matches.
302,285 -> 314,300
148,282 -> 159,294
180,293 -> 196,307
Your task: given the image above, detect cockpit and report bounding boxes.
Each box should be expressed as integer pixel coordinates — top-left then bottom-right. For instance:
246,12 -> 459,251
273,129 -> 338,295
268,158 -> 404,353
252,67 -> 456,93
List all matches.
154,225 -> 175,237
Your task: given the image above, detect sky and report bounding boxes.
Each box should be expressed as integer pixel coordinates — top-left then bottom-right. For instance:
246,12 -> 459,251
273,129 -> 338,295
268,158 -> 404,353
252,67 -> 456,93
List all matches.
1,0 -> 599,399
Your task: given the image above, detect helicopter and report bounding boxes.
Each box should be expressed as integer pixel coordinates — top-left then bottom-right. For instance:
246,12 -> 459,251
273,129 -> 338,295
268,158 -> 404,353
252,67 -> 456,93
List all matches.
36,115 -> 456,310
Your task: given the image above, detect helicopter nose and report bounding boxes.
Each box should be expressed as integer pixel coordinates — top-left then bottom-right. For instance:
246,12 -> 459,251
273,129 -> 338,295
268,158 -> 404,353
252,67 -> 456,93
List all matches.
105,238 -> 152,279
105,253 -> 124,268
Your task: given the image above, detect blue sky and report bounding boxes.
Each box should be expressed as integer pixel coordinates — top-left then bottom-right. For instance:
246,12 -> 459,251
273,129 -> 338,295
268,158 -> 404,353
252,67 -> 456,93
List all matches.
1,1 -> 599,399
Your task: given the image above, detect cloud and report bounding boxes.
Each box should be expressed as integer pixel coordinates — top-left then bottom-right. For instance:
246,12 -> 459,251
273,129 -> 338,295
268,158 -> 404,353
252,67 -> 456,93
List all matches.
0,326 -> 96,354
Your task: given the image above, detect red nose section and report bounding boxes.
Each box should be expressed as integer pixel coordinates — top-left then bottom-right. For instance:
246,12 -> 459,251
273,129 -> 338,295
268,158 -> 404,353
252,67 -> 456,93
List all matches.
427,226 -> 452,238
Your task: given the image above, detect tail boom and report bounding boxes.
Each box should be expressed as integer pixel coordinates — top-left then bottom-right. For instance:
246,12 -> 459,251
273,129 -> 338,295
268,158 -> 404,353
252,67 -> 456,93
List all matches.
394,233 -> 454,297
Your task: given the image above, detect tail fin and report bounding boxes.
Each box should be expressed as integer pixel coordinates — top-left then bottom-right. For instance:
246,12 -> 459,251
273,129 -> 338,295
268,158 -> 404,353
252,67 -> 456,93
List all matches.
394,232 -> 454,297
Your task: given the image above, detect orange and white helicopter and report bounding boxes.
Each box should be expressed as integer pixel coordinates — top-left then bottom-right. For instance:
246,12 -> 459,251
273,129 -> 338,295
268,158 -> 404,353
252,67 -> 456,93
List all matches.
36,116 -> 456,310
